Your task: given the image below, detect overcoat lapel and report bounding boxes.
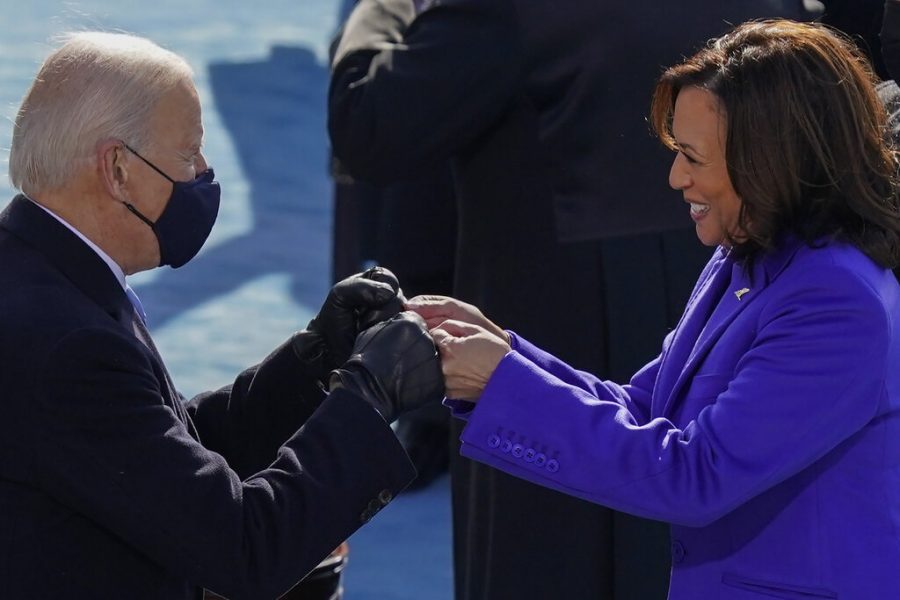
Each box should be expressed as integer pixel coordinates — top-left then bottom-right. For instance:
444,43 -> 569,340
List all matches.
0,195 -> 133,329
0,195 -> 196,432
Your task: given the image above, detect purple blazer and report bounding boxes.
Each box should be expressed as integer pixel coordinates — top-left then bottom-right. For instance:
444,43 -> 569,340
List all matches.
452,238 -> 900,599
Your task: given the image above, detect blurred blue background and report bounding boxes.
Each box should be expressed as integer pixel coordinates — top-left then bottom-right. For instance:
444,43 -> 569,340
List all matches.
0,2 -> 452,598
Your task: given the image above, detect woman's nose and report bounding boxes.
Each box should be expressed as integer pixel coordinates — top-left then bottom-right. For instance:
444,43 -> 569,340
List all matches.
668,153 -> 691,190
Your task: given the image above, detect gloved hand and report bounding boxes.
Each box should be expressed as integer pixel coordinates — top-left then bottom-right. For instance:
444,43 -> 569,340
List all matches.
329,311 -> 445,423
291,267 -> 406,383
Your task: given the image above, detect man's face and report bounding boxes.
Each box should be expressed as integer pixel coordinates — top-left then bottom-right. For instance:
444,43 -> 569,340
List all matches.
124,79 -> 207,268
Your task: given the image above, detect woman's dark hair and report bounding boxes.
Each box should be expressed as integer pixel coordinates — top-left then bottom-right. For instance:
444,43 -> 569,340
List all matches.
650,19 -> 900,268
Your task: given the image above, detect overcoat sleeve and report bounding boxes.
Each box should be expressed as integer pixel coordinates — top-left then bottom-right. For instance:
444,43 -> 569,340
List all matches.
328,0 -> 521,182
32,327 -> 415,600
185,334 -> 328,479
459,265 -> 890,527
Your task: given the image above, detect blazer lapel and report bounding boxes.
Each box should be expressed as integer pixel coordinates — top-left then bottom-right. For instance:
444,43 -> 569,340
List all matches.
651,248 -> 733,416
658,237 -> 806,417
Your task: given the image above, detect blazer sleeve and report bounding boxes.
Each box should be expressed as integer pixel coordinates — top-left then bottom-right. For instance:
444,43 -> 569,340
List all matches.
443,333 -> 658,423
185,334 -> 327,479
31,326 -> 415,600
328,0 -> 521,183
509,330 -> 659,425
459,264 -> 892,527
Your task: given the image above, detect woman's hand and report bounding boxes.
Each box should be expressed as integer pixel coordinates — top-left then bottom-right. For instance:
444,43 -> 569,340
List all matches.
406,295 -> 509,344
430,319 -> 511,401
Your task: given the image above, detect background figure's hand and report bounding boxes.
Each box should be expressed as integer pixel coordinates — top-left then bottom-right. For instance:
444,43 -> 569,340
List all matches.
406,295 -> 509,343
330,311 -> 445,423
293,267 -> 406,380
430,319 -> 510,400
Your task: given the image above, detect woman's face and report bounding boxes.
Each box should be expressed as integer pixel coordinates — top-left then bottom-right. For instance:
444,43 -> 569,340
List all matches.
668,86 -> 743,247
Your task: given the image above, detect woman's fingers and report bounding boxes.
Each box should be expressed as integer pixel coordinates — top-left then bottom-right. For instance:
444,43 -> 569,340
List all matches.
432,319 -> 485,338
404,295 -> 454,320
406,295 -> 493,330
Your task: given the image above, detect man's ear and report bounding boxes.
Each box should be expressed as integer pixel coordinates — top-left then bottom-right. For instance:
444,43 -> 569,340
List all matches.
97,139 -> 129,199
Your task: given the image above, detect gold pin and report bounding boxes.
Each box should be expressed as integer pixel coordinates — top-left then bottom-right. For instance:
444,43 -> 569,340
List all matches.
735,288 -> 750,301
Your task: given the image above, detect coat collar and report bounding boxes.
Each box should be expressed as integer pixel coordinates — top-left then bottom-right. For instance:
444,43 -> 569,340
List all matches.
0,194 -> 134,329
657,236 -> 806,417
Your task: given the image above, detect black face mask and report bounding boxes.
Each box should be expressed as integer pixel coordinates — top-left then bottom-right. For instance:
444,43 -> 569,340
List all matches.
121,143 -> 220,268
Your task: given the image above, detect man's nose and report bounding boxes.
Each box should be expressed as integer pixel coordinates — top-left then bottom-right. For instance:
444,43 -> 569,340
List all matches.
197,152 -> 209,173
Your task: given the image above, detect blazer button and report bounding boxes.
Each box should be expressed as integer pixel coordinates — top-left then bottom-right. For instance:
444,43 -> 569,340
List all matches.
534,453 -> 547,467
488,434 -> 501,448
368,499 -> 381,513
546,459 -> 559,473
671,540 -> 686,564
524,448 -> 536,462
512,444 -> 525,458
360,509 -> 373,523
378,489 -> 393,505
501,439 -> 513,453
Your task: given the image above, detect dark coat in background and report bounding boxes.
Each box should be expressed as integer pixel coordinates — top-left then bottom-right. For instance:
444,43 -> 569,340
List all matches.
821,0 -> 888,78
329,1 -> 814,598
329,3 -> 457,483
882,0 -> 900,80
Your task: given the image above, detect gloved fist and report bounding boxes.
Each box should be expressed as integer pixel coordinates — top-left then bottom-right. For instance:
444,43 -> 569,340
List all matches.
292,267 -> 405,382
329,311 -> 445,423
355,269 -> 406,333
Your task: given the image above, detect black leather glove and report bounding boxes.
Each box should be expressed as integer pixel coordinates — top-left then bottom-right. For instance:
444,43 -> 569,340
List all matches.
291,267 -> 406,382
329,311 -> 445,423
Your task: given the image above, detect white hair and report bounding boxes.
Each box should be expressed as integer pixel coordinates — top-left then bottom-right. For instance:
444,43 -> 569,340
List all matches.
9,31 -> 194,196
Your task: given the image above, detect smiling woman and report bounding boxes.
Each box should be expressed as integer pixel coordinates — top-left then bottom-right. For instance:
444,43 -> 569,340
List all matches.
409,18 -> 900,599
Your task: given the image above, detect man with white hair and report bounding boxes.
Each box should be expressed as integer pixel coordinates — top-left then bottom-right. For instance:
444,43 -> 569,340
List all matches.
0,32 -> 444,599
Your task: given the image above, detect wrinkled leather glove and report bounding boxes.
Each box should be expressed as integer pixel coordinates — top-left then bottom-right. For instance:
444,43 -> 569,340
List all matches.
291,267 -> 406,383
329,311 -> 445,423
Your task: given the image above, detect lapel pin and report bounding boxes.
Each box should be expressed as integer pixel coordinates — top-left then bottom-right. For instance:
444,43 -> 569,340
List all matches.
735,287 -> 750,301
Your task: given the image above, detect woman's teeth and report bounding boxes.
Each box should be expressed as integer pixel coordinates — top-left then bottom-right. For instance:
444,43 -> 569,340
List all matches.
690,203 -> 710,216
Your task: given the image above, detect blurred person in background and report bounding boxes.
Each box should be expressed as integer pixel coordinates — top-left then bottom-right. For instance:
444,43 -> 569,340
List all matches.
329,0 -> 457,490
329,1 -> 816,598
